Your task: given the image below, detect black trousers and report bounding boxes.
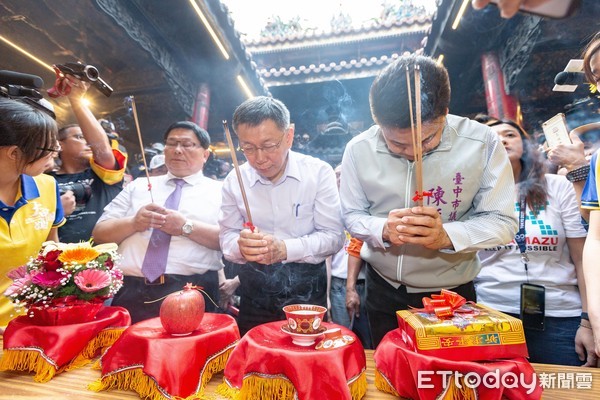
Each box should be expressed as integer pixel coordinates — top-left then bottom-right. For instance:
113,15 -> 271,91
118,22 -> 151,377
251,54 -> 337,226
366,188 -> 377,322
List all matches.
112,271 -> 219,324
237,261 -> 327,336
365,263 -> 476,347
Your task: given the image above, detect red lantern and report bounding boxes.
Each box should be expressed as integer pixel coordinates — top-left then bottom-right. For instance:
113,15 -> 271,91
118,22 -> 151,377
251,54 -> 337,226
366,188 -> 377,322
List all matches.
160,283 -> 205,335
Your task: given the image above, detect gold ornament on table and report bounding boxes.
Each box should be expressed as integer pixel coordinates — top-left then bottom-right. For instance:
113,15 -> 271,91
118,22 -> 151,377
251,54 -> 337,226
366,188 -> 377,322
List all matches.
4,241 -> 124,325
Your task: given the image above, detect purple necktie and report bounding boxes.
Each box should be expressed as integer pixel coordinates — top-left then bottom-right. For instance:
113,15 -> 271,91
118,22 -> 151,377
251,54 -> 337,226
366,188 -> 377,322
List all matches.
141,178 -> 185,283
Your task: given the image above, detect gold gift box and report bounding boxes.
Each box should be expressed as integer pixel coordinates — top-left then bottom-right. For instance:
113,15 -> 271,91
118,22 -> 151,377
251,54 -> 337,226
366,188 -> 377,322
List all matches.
396,303 -> 528,362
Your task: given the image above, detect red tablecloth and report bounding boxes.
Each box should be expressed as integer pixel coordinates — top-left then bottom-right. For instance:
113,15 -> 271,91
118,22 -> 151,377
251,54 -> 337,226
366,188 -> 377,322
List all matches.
374,329 -> 542,400
0,306 -> 131,382
219,321 -> 367,400
91,313 -> 240,400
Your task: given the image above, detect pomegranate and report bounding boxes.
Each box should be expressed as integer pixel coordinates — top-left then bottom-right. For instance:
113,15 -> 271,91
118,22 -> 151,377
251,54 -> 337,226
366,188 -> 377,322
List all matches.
160,283 -> 205,335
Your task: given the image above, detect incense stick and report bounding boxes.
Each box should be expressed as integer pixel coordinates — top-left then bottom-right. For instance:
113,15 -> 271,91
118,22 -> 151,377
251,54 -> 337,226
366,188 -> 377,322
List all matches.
405,66 -> 423,206
222,120 -> 254,229
414,65 -> 423,206
129,96 -> 154,203
405,65 -> 417,166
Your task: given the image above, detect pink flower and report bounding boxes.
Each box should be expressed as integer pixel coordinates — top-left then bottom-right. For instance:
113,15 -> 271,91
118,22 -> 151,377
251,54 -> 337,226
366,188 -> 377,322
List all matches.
4,276 -> 30,297
74,269 -> 111,293
32,271 -> 66,288
7,265 -> 28,280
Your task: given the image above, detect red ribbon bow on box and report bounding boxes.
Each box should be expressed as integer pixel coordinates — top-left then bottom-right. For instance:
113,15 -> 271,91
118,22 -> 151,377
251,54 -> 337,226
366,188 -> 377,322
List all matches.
419,289 -> 467,318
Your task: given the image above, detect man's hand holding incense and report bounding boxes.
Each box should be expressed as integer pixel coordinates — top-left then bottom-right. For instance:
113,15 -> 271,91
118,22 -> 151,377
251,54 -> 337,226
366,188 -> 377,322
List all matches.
133,203 -> 167,232
238,228 -> 288,264
383,206 -> 453,250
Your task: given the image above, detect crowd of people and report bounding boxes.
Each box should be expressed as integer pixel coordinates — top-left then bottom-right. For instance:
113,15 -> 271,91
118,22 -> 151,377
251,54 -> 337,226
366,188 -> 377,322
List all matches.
1,2 -> 600,369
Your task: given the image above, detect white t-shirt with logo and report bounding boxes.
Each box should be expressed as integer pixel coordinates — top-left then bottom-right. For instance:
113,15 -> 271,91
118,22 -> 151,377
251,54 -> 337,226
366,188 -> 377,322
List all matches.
475,174 -> 587,317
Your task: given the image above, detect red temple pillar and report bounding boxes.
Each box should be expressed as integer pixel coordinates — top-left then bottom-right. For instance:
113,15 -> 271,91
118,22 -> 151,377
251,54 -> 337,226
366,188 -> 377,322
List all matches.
481,52 -> 520,122
191,83 -> 210,130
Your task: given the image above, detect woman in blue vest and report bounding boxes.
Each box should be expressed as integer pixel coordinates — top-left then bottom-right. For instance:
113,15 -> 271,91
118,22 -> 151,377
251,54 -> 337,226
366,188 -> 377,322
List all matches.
0,97 -> 65,329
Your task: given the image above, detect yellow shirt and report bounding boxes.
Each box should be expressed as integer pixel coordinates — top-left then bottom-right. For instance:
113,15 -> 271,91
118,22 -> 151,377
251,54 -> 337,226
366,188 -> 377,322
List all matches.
0,174 -> 65,327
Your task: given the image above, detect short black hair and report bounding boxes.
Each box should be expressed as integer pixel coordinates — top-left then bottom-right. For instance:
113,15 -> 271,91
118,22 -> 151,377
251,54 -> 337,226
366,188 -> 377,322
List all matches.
0,97 -> 58,168
163,121 -> 210,149
370,54 -> 450,129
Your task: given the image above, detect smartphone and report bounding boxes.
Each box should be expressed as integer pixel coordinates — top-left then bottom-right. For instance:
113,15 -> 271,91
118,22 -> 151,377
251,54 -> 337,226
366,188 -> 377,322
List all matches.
542,113 -> 571,149
520,283 -> 545,331
489,0 -> 580,19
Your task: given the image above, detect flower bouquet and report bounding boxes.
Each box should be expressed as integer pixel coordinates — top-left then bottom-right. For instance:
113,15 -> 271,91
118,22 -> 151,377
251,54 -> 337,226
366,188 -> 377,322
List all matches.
4,241 -> 124,325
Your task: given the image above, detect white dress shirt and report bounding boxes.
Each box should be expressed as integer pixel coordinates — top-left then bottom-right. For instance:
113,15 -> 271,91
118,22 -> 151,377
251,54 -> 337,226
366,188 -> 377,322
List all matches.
97,172 -> 223,276
219,150 -> 345,264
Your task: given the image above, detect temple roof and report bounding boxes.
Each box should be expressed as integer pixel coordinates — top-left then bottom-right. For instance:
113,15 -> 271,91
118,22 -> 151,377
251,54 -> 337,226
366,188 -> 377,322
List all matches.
245,15 -> 431,50
246,15 -> 431,87
259,54 -> 401,86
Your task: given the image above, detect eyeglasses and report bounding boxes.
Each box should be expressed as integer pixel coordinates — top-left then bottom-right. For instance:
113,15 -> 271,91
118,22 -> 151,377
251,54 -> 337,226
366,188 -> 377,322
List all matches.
238,133 -> 286,156
164,140 -> 203,150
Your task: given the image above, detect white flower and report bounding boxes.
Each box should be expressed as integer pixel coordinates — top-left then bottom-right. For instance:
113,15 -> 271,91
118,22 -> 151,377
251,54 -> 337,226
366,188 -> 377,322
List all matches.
92,243 -> 118,253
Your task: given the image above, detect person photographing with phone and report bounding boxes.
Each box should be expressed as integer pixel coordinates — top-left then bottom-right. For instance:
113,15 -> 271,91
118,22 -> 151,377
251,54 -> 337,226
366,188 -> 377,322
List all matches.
474,116 -> 594,366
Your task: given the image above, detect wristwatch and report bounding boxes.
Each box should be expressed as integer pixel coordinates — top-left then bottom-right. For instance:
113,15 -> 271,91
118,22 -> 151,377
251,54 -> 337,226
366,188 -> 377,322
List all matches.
181,220 -> 194,237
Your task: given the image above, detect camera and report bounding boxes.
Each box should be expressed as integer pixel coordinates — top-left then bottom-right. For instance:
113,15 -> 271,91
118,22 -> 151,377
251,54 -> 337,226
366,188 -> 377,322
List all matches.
0,70 -> 56,119
54,62 -> 113,97
59,182 -> 92,203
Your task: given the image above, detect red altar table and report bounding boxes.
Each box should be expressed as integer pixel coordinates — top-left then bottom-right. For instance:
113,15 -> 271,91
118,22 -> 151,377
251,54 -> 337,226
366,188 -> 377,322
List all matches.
218,321 -> 367,400
374,329 -> 542,400
90,313 -> 240,400
0,306 -> 130,382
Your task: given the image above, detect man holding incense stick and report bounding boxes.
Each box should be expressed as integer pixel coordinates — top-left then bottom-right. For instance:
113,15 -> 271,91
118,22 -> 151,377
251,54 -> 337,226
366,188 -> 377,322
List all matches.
93,121 -> 223,323
340,54 -> 518,346
218,96 -> 345,335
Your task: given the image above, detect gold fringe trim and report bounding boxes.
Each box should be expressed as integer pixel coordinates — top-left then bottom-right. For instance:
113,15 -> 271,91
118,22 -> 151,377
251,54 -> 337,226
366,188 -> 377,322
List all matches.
89,368 -> 168,400
0,349 -> 57,383
374,369 -> 400,397
438,374 -> 477,400
62,328 -> 125,372
89,347 -> 232,400
216,371 -> 367,400
216,381 -> 241,400
91,358 -> 102,370
374,369 -> 477,400
349,371 -> 367,400
0,327 -> 125,383
240,375 -> 296,400
199,346 -> 235,391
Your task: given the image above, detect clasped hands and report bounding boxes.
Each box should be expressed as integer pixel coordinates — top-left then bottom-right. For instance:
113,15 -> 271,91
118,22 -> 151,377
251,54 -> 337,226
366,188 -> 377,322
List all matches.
238,227 -> 287,265
134,203 -> 186,236
383,206 -> 453,250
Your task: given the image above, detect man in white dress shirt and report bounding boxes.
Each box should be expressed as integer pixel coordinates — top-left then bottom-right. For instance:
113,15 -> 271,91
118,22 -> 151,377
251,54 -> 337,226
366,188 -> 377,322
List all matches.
93,121 -> 223,323
219,96 -> 344,335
